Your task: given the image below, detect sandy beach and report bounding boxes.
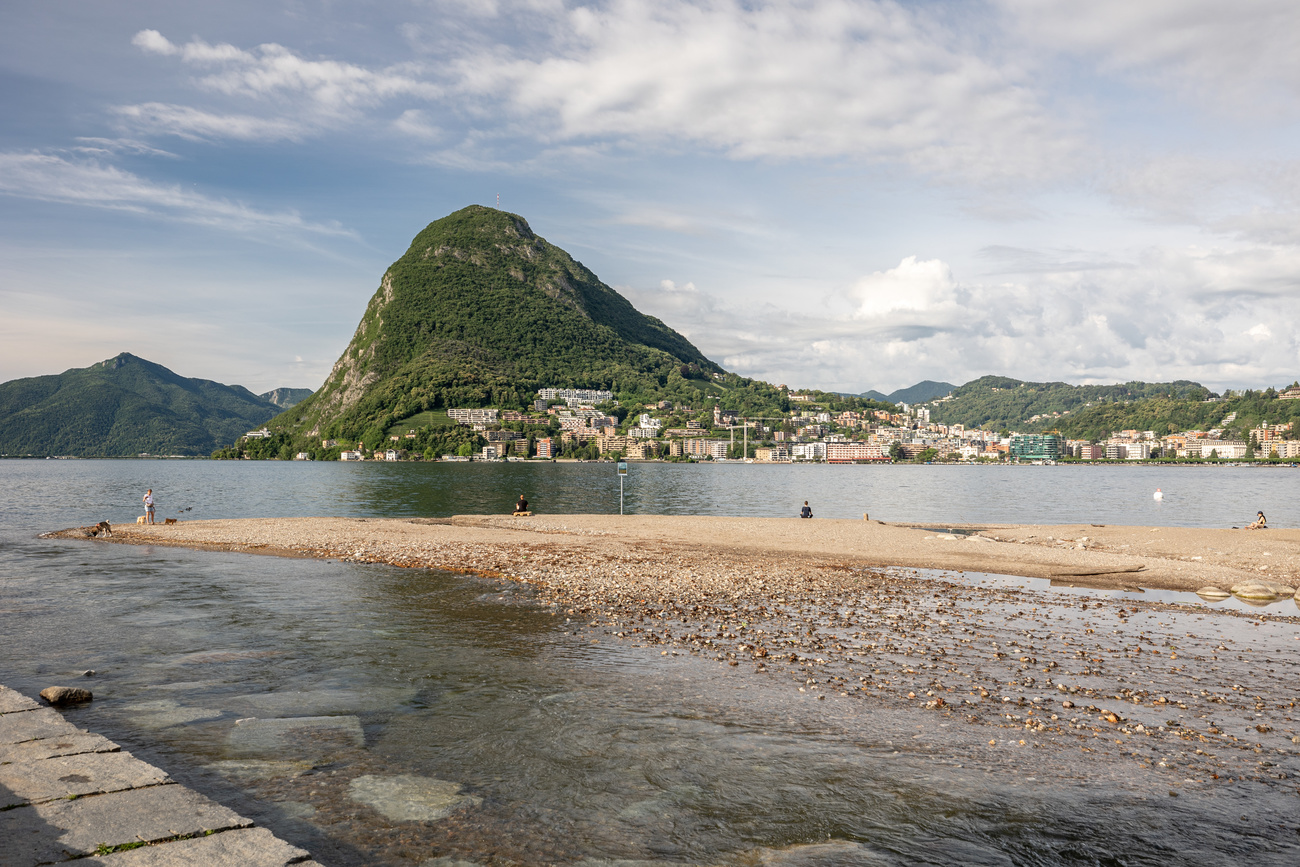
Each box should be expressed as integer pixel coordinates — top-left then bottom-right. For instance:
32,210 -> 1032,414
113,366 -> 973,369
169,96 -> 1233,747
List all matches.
54,514 -> 1300,796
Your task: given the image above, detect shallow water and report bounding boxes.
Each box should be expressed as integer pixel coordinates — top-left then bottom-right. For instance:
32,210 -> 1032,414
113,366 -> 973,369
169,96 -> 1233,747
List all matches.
3,462 -> 1300,865
4,529 -> 1299,865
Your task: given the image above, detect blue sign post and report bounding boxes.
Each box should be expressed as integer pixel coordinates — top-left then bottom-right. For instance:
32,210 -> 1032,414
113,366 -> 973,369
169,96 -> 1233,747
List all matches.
617,461 -> 628,515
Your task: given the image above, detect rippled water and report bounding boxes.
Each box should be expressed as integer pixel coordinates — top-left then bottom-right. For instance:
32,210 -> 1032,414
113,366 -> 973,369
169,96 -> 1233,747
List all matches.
3,461 -> 1299,865
1,458 -> 1296,530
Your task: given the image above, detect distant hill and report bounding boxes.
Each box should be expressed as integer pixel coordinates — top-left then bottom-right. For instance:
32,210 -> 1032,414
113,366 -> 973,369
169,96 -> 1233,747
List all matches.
259,387 -> 313,409
272,205 -> 788,446
0,353 -> 279,456
887,380 -> 957,404
853,380 -> 956,404
928,375 -> 1215,432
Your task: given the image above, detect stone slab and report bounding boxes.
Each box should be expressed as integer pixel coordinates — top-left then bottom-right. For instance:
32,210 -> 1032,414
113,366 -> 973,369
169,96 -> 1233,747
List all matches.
227,687 -> 417,716
82,827 -> 311,866
227,715 -> 364,758
0,707 -> 82,746
1,731 -> 120,763
0,751 -> 170,807
0,685 -> 41,714
118,700 -> 225,729
348,774 -> 482,822
0,783 -> 252,864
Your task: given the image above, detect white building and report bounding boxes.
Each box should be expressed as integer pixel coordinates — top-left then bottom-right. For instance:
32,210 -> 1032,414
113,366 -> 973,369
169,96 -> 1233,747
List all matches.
340,451 -> 363,461
448,408 -> 500,425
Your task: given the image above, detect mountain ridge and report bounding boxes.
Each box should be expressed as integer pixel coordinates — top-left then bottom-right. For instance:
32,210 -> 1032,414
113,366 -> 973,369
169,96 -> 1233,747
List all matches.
0,352 -> 280,456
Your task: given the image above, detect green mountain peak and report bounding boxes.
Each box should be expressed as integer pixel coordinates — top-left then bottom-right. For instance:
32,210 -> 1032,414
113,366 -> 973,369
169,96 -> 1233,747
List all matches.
282,205 -> 720,441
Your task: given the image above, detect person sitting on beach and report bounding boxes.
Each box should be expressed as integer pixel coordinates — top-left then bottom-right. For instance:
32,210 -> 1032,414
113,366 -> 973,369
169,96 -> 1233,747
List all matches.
800,501 -> 813,519
1247,511 -> 1267,529
514,495 -> 529,515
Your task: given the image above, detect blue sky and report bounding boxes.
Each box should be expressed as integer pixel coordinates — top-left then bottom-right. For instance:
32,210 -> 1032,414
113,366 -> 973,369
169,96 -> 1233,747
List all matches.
3,0 -> 1299,395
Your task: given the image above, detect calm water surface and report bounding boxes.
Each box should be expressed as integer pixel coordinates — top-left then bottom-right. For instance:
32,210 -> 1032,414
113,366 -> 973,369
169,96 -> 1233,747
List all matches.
1,459 -> 1296,529
2,461 -> 1298,865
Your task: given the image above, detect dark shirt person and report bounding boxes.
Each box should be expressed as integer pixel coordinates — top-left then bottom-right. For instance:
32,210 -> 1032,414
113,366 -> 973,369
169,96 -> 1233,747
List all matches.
800,501 -> 813,519
514,495 -> 529,514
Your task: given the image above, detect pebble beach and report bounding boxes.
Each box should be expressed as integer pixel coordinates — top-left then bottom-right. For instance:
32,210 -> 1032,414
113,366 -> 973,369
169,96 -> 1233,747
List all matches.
54,514 -> 1300,802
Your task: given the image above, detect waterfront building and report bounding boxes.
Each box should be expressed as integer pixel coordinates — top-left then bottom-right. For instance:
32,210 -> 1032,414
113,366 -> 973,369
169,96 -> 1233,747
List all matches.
1009,434 -> 1062,461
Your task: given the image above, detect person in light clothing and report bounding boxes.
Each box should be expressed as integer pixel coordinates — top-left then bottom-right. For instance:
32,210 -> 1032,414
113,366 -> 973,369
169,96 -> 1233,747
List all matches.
143,489 -> 155,524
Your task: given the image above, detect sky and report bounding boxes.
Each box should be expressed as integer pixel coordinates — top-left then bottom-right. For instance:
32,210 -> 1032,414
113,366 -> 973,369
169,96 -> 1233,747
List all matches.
2,0 -> 1299,396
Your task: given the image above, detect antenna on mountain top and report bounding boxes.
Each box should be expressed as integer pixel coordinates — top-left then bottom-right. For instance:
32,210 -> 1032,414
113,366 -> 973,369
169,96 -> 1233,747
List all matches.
496,193 -> 500,208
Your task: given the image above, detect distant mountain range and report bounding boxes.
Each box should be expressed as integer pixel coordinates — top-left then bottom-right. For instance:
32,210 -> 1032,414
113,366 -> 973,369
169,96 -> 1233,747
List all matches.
0,353 -> 307,457
927,375 -> 1216,433
855,380 -> 957,404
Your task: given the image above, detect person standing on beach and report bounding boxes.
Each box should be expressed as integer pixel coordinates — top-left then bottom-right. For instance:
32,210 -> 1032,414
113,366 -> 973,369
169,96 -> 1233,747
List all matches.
143,488 -> 155,524
800,501 -> 813,519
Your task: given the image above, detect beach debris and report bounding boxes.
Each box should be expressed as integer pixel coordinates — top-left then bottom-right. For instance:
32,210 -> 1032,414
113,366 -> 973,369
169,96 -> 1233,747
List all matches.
40,686 -> 93,705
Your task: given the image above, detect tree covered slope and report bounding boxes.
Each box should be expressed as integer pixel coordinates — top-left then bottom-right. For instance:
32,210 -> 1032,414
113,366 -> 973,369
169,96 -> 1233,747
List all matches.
0,353 -> 279,456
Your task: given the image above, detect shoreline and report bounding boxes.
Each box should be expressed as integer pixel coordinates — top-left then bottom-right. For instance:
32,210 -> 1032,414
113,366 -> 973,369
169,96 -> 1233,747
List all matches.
52,514 -> 1300,594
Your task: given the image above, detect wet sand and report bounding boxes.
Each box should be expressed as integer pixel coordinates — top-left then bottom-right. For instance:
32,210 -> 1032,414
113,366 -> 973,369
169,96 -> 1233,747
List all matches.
54,515 -> 1300,796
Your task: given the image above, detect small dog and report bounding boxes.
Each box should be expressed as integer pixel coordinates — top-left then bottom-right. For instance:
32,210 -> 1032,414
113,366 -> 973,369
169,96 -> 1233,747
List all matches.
164,518 -> 177,525
137,516 -> 147,524
94,521 -> 112,537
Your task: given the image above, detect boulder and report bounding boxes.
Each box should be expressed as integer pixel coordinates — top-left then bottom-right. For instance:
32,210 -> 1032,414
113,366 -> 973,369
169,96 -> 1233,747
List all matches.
1195,587 -> 1230,600
40,686 -> 93,705
1232,583 -> 1280,600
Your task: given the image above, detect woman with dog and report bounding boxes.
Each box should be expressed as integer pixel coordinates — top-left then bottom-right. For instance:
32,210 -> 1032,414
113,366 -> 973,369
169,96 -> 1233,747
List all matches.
143,488 -> 155,524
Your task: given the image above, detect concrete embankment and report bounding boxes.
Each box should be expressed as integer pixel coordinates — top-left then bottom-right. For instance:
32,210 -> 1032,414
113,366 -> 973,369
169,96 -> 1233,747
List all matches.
0,684 -> 319,866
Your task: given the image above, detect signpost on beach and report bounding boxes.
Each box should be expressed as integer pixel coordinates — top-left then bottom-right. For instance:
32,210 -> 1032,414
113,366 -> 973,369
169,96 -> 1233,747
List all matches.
617,461 -> 628,515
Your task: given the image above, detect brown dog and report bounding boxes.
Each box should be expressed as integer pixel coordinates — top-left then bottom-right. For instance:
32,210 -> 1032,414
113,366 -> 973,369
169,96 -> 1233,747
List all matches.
94,521 -> 112,537
164,518 -> 177,525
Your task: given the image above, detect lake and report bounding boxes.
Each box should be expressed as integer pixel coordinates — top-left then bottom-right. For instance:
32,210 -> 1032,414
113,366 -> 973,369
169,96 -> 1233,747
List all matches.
2,460 -> 1298,865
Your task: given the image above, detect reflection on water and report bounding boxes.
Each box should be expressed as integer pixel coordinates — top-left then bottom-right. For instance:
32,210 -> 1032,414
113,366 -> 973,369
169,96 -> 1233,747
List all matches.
3,530 -> 1298,866
1,459 -> 1297,530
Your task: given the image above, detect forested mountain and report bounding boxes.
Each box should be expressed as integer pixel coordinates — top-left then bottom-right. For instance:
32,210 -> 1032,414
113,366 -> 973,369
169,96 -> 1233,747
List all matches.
1029,387 -> 1300,442
269,206 -> 802,449
0,353 -> 279,456
928,376 -> 1215,431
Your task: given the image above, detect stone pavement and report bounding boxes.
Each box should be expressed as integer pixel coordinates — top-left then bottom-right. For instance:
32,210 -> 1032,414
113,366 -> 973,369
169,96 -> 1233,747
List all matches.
0,684 -> 321,866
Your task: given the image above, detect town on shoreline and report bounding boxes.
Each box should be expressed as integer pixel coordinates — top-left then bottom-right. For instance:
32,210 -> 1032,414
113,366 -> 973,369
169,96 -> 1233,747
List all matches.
237,385 -> 1300,465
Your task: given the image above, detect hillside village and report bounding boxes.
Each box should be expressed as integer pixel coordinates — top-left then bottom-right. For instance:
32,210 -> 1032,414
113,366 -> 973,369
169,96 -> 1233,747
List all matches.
259,383 -> 1300,464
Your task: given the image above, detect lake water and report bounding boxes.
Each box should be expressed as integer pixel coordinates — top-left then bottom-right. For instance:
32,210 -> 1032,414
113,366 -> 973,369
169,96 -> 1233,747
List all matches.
2,459 -> 1296,530
3,461 -> 1299,865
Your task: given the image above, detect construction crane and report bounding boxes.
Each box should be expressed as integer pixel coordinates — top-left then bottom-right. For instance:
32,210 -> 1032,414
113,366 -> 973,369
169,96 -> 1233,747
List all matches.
724,416 -> 787,459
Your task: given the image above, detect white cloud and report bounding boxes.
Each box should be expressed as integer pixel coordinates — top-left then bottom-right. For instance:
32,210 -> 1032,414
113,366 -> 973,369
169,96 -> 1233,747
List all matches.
0,151 -> 351,237
123,6 -> 1077,182
852,256 -> 957,320
131,29 -> 178,56
133,30 -> 441,111
113,103 -> 306,142
999,0 -> 1300,112
624,241 -> 1300,393
449,0 -> 1075,182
